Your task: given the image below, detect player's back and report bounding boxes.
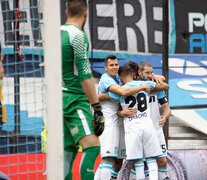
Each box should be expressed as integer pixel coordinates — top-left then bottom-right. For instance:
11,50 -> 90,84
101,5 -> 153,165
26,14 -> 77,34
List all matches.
60,24 -> 91,95
120,80 -> 155,130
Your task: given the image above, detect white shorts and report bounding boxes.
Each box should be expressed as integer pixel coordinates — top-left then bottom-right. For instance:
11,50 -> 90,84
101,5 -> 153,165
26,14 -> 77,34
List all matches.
156,127 -> 167,157
125,125 -> 163,160
99,122 -> 126,159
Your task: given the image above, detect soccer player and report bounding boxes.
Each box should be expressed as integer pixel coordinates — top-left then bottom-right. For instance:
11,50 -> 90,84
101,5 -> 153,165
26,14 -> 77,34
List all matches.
0,44 -> 6,130
138,61 -> 171,180
109,65 -> 169,180
95,55 -> 151,180
61,1 -> 104,179
125,61 -> 165,84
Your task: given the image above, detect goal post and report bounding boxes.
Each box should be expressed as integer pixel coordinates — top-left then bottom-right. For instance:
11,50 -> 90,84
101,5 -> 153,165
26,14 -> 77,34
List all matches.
43,0 -> 64,179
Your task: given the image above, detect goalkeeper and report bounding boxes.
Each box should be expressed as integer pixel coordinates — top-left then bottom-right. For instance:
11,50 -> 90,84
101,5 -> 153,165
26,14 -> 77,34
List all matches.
61,0 -> 104,179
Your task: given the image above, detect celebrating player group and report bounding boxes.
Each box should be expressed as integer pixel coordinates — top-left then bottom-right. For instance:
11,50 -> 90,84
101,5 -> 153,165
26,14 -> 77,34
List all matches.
95,56 -> 171,180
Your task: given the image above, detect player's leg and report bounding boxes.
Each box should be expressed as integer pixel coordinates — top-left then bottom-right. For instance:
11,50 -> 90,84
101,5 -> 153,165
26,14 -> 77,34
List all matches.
63,92 -> 100,180
143,126 -> 163,180
100,157 -> 115,179
132,160 -> 150,180
157,130 -> 169,180
126,129 -> 145,180
115,124 -> 125,178
94,156 -> 123,180
98,125 -> 122,179
64,146 -> 79,179
63,107 -> 80,180
157,157 -> 168,180
113,158 -> 123,179
144,161 -> 150,180
129,166 -> 136,180
146,158 -> 158,180
95,159 -> 122,180
78,134 -> 100,180
133,159 -> 145,180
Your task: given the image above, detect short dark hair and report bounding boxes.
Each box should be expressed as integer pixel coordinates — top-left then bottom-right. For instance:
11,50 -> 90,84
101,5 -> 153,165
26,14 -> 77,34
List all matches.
138,61 -> 152,71
118,65 -> 132,77
105,55 -> 118,65
66,0 -> 87,17
125,61 -> 139,73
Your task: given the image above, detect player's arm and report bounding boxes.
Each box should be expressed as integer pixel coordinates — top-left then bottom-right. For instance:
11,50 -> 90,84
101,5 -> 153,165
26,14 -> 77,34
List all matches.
116,103 -> 137,118
97,87 -> 150,101
159,102 -> 171,127
81,78 -> 105,136
97,92 -> 110,101
109,83 -> 151,96
153,82 -> 169,90
81,78 -> 99,104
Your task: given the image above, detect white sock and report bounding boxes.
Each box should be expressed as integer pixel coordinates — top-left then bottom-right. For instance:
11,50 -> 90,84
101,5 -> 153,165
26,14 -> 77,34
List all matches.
158,167 -> 168,180
94,163 -> 102,180
129,168 -> 136,180
111,168 -> 119,179
146,158 -> 158,180
134,161 -> 145,180
101,162 -> 113,180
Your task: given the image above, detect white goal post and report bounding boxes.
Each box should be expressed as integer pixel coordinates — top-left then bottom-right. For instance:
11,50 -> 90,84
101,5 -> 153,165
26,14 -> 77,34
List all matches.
43,0 -> 64,179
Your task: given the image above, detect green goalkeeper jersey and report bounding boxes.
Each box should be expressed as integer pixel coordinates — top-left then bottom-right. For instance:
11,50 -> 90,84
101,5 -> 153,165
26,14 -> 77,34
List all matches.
60,24 -> 93,95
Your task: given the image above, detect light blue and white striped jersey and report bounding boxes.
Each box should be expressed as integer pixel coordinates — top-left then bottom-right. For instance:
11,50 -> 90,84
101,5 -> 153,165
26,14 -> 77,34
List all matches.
99,73 -> 121,93
109,80 -> 156,129
98,73 -> 122,126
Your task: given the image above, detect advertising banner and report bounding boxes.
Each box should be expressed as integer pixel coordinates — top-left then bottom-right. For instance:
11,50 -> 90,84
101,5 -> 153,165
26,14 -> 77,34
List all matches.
0,0 -> 172,59
174,0 -> 207,54
1,0 -> 207,57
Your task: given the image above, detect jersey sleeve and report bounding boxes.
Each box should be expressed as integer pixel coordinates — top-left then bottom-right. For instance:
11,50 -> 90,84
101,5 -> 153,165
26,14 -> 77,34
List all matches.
72,31 -> 92,82
99,74 -> 118,93
157,90 -> 168,105
145,81 -> 156,88
109,91 -> 121,100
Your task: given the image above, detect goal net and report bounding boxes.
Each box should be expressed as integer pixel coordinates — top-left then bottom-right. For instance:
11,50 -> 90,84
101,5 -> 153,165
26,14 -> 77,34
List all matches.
0,0 -> 63,179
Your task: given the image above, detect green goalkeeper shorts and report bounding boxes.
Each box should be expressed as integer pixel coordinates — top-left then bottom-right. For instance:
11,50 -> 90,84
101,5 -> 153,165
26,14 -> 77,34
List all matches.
63,91 -> 95,147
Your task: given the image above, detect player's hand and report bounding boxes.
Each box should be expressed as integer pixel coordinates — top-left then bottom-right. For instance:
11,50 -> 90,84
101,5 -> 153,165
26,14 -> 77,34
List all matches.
118,108 -> 137,117
92,103 -> 105,136
142,84 -> 151,94
152,74 -> 165,85
159,115 -> 166,127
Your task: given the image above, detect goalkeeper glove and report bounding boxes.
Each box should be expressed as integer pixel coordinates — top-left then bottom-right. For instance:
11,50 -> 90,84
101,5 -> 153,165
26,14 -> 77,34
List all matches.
92,102 -> 105,136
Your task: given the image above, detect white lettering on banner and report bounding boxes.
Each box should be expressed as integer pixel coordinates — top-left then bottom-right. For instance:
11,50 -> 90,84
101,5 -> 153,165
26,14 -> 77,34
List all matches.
189,13 -> 207,32
177,79 -> 207,99
188,12 -> 207,53
84,0 -> 164,54
0,0 -> 165,55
